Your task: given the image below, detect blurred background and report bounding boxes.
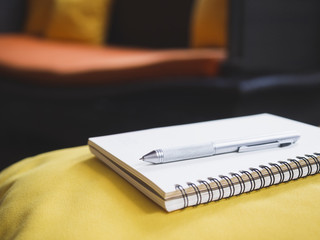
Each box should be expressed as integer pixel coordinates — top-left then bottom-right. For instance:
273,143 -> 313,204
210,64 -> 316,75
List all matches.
1,0 -> 320,170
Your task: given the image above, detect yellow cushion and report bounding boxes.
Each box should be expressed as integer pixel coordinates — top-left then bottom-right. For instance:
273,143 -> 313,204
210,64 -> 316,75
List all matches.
190,0 -> 228,48
24,0 -> 54,35
45,0 -> 113,44
1,146 -> 320,239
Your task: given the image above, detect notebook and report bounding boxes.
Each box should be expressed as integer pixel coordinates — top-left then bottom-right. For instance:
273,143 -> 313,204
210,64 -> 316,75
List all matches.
88,114 -> 320,212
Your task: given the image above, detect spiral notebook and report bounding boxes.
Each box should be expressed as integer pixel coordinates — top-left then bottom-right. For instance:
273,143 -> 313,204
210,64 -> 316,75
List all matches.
88,114 -> 320,212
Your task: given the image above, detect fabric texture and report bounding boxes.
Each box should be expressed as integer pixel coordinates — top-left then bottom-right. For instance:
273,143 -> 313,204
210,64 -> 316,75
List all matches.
45,0 -> 113,44
0,34 -> 225,84
1,146 -> 320,239
25,0 -> 113,44
190,0 -> 228,48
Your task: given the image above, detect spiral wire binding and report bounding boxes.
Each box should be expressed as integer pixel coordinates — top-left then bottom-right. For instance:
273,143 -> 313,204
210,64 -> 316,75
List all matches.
198,180 -> 214,203
288,159 -> 303,178
230,172 -> 246,194
269,163 -> 285,183
187,182 -> 202,206
297,157 -> 312,175
249,168 -> 265,188
278,161 -> 294,181
240,170 -> 256,191
208,177 -> 224,200
175,154 -> 320,209
306,154 -> 320,173
259,165 -> 275,186
175,184 -> 189,208
219,175 -> 235,197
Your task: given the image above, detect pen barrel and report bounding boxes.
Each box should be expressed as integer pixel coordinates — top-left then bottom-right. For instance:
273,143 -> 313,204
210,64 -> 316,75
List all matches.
214,141 -> 242,155
162,143 -> 215,163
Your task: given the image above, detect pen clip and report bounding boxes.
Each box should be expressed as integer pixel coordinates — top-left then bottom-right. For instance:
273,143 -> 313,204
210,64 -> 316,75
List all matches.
238,141 -> 283,153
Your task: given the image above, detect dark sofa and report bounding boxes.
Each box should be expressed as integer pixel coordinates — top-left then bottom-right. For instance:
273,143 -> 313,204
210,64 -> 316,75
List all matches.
1,0 -> 320,171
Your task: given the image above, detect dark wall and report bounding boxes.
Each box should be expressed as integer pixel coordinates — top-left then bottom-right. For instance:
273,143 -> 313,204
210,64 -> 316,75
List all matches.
228,0 -> 320,73
0,0 -> 27,32
107,0 -> 195,48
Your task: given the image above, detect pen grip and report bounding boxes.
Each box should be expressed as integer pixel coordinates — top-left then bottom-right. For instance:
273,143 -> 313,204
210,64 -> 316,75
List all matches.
162,143 -> 215,163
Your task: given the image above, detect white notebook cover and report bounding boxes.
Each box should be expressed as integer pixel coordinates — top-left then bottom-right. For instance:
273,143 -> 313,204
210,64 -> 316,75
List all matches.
88,114 -> 320,211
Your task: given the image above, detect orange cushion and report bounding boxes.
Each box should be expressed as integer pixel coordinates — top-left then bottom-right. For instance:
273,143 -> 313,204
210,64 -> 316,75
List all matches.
0,35 -> 226,85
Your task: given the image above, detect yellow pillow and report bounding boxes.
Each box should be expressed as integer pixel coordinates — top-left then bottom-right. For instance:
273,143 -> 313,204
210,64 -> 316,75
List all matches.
1,146 -> 320,239
45,0 -> 113,44
190,0 -> 228,48
25,0 -> 54,35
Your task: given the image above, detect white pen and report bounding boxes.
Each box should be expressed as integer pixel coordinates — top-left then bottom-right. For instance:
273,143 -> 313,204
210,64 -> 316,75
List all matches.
140,132 -> 300,164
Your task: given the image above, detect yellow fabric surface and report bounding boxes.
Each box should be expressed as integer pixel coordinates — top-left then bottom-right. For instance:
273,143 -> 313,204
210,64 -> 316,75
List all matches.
1,146 -> 320,240
190,0 -> 228,48
45,0 -> 113,44
25,0 -> 54,35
